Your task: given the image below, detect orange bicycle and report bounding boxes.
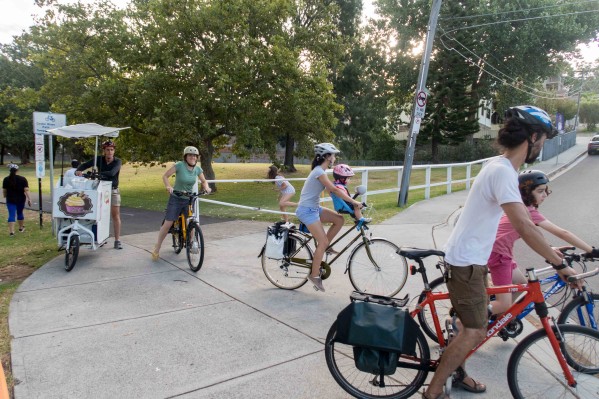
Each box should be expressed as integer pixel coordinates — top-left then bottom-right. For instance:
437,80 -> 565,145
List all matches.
325,248 -> 599,399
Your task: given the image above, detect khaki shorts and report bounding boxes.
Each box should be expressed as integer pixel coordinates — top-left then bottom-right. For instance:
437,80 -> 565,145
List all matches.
446,264 -> 488,329
111,188 -> 121,207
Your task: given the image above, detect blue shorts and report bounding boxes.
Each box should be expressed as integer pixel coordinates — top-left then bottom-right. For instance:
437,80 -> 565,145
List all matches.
295,205 -> 322,226
6,201 -> 25,223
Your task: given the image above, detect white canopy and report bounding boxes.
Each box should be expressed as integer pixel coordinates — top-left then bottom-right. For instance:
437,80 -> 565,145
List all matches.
47,123 -> 130,138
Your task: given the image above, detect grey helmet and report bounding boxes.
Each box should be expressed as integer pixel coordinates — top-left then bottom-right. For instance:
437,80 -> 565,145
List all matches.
518,170 -> 549,190
314,142 -> 340,156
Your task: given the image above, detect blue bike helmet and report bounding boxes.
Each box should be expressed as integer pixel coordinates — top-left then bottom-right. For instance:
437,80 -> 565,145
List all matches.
504,105 -> 558,139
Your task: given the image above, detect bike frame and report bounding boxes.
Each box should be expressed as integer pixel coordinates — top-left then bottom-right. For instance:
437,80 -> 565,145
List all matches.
413,271 -> 577,386
573,288 -> 598,329
292,221 -> 377,273
174,194 -> 201,241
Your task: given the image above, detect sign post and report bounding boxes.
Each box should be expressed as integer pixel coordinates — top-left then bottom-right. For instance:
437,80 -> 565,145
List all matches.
33,112 -> 67,228
398,0 -> 443,207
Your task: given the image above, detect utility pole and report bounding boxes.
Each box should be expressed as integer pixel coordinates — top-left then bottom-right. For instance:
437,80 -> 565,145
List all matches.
574,70 -> 585,131
398,0 -> 443,207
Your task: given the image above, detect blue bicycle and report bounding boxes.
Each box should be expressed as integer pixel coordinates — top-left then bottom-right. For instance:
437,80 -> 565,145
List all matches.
417,247 -> 597,342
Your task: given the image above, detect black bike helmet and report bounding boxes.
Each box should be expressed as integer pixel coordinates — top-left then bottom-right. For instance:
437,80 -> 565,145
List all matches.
504,106 -> 558,139
518,170 -> 550,207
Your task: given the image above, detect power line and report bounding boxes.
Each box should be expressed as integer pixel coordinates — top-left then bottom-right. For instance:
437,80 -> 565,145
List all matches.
440,0 -> 599,21
439,35 -> 581,100
443,10 -> 598,34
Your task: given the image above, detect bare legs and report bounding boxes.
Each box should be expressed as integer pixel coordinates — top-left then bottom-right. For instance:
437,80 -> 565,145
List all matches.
425,327 -> 486,397
306,208 -> 344,277
278,193 -> 297,223
152,220 -> 174,258
111,205 -> 121,241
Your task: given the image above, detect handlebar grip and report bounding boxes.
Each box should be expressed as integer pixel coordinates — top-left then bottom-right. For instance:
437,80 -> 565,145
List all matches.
567,268 -> 599,282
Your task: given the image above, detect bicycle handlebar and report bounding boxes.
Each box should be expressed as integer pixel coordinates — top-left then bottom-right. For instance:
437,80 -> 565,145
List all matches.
173,190 -> 209,197
567,268 -> 599,282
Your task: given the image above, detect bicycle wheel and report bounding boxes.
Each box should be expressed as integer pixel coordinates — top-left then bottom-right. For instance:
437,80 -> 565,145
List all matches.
507,324 -> 599,399
261,234 -> 311,290
171,220 -> 184,254
557,293 -> 599,330
64,235 -> 79,272
417,277 -> 451,342
186,223 -> 204,272
348,239 -> 407,297
325,321 -> 430,399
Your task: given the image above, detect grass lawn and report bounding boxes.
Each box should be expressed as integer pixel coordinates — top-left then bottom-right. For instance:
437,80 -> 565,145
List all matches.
18,161 -> 479,223
0,208 -> 55,397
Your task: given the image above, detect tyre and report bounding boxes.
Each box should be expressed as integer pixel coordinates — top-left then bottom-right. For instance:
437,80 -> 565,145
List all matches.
557,293 -> 599,330
507,324 -> 599,398
325,321 -> 430,399
261,234 -> 311,290
65,235 -> 80,272
417,277 -> 452,342
348,239 -> 407,297
186,223 -> 204,272
172,220 -> 184,254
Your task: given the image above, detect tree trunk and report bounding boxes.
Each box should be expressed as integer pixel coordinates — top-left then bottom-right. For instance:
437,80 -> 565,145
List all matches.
283,133 -> 296,172
200,138 -> 217,192
0,144 -> 4,165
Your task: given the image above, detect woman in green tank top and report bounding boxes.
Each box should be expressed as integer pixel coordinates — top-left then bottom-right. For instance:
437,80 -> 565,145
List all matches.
151,146 -> 211,260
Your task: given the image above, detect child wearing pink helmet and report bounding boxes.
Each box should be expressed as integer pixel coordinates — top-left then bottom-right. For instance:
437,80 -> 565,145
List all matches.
332,164 -> 370,223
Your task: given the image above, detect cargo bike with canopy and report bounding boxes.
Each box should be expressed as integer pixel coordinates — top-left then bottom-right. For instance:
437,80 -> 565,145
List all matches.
47,123 -> 129,271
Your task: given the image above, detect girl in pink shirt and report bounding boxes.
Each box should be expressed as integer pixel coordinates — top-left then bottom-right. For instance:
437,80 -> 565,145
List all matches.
488,170 -> 596,314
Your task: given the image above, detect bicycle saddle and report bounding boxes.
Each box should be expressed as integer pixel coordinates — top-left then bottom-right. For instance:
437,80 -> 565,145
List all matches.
399,248 -> 445,260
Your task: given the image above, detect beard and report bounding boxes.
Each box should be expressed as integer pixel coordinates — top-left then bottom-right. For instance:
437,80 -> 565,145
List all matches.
525,145 -> 542,163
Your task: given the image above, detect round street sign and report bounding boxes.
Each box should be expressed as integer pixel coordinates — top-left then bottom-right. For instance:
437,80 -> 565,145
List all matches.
417,91 -> 427,107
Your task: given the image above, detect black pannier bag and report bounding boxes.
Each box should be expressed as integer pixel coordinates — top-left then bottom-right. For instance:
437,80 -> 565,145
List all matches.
334,292 -> 417,375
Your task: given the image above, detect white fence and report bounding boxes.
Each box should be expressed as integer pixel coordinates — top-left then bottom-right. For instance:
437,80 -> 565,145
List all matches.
204,156 -> 496,212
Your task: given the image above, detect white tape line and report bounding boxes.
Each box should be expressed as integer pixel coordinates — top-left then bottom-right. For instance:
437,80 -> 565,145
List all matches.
199,198 -> 296,215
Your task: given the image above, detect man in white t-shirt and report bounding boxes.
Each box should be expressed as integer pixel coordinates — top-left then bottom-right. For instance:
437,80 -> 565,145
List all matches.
424,106 -> 579,399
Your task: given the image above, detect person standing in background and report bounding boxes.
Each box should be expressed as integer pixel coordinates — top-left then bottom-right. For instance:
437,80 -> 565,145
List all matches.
76,141 -> 123,249
2,163 -> 31,236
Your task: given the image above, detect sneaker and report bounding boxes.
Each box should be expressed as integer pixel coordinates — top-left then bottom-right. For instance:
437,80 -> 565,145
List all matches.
307,275 -> 326,292
359,217 -> 372,223
114,240 -> 123,249
19,227 -> 25,233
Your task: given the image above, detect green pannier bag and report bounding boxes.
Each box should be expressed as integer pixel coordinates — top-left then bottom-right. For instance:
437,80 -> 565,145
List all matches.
335,291 -> 418,359
334,293 -> 417,376
352,347 -> 399,375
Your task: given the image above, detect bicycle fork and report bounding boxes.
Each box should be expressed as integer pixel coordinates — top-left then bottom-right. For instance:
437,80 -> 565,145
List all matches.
540,316 -> 577,387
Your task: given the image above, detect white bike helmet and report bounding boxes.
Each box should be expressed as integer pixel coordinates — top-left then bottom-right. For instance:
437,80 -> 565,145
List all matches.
7,163 -> 18,171
314,143 -> 340,156
183,146 -> 199,156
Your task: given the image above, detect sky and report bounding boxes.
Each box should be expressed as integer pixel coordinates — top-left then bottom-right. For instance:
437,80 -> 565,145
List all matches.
0,0 -> 597,63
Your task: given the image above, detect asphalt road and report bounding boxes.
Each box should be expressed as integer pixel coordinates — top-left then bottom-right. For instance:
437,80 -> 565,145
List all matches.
513,154 -> 599,293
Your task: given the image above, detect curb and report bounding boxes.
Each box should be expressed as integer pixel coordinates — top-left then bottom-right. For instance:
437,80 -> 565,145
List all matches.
545,150 -> 587,179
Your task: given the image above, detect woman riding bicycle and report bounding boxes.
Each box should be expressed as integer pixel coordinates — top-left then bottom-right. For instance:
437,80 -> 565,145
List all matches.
151,146 -> 211,260
488,170 -> 599,314
295,143 -> 363,292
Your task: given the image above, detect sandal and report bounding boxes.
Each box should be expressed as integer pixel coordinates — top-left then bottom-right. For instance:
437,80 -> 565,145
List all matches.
151,250 -> 160,261
452,366 -> 486,393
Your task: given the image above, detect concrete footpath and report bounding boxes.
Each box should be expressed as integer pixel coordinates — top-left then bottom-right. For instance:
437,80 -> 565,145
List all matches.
8,137 -> 591,398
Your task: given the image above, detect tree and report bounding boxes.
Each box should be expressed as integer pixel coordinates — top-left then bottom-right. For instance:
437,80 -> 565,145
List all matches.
15,0 -> 344,184
0,47 -> 47,164
375,0 -> 599,157
579,102 -> 599,131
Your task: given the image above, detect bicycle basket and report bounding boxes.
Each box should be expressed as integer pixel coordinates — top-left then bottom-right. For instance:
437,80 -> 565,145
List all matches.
334,293 -> 418,356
